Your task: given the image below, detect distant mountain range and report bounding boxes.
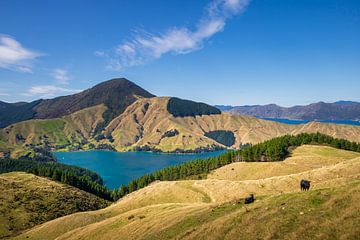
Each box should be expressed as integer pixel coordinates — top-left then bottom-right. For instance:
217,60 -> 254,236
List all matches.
215,101 -> 360,121
1,78 -> 360,157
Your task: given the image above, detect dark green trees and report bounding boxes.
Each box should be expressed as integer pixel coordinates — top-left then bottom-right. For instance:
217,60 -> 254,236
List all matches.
167,97 -> 221,117
0,159 -> 113,201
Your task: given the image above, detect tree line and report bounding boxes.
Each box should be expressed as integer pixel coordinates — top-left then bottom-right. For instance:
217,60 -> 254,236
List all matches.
0,159 -> 114,201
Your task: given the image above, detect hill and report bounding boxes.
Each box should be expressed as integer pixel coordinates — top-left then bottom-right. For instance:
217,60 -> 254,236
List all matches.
217,101 -> 360,121
2,96 -> 360,157
0,172 -> 109,239
0,78 -> 155,128
14,145 -> 360,240
104,97 -> 360,152
0,104 -> 107,158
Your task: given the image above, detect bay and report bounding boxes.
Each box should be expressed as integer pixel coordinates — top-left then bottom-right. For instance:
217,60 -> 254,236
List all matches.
55,150 -> 223,189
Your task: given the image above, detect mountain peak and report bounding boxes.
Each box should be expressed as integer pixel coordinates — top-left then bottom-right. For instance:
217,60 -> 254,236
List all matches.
0,78 -> 155,128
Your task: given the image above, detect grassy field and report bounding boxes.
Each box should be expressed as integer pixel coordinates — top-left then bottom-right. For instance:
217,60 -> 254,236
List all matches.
14,145 -> 360,240
0,172 -> 109,239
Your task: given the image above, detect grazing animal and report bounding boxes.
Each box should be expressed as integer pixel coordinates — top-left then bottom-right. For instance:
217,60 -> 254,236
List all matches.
244,194 -> 255,204
300,179 -> 311,191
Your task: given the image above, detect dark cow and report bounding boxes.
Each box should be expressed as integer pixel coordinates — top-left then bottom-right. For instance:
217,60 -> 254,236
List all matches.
244,194 -> 255,204
300,179 -> 311,191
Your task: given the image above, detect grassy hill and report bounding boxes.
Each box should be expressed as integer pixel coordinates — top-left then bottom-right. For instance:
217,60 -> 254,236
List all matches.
208,145 -> 360,181
0,172 -> 109,239
0,104 -> 107,158
14,145 -> 360,240
2,96 -> 360,157
105,97 -> 360,152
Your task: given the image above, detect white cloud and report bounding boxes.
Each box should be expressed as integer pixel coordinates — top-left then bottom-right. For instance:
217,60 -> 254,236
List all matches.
0,35 -> 42,72
51,68 -> 70,84
94,50 -> 105,57
26,85 -> 81,98
0,93 -> 9,96
106,0 -> 250,70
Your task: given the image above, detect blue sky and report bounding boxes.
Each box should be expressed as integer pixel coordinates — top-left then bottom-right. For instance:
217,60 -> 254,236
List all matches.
0,0 -> 359,106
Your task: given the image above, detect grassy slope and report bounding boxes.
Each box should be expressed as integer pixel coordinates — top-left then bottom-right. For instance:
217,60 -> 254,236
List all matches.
105,97 -> 360,152
2,97 -> 360,154
0,104 -> 106,157
208,145 -> 360,181
0,172 -> 109,239
15,145 -> 360,240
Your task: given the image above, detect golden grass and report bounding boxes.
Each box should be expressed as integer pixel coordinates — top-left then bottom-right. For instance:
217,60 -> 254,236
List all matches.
15,145 -> 360,240
2,97 -> 360,154
0,172 -> 109,239
208,145 -> 360,181
105,97 -> 360,152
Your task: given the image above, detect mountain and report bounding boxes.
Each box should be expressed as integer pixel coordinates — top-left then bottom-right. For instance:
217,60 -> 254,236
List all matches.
2,94 -> 360,157
1,79 -> 360,157
0,78 -> 155,128
13,145 -> 360,240
216,101 -> 360,121
0,172 -> 109,239
103,97 -> 360,152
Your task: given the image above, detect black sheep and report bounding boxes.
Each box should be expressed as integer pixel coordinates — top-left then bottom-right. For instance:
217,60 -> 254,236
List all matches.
300,179 -> 311,191
244,194 -> 255,204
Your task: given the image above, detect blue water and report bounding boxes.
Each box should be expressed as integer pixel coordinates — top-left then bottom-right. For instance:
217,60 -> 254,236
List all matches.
263,118 -> 360,126
55,150 -> 223,189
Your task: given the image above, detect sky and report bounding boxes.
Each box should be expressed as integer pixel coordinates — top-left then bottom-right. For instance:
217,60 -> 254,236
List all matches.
0,0 -> 359,106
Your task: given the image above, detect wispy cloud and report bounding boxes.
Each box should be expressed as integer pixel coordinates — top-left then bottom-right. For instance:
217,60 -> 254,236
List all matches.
26,85 -> 81,98
94,50 -> 105,57
0,34 -> 43,72
103,0 -> 250,70
0,93 -> 9,96
51,68 -> 70,84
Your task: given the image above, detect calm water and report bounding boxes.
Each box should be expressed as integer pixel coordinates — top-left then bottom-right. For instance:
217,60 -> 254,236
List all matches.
263,118 -> 360,126
55,150 -> 223,189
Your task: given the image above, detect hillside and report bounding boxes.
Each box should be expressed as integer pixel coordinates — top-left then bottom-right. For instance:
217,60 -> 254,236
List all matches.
14,145 -> 360,240
0,172 -> 109,239
104,97 -> 360,152
2,96 -> 360,157
217,101 -> 360,121
0,78 -> 155,128
0,104 -> 107,158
